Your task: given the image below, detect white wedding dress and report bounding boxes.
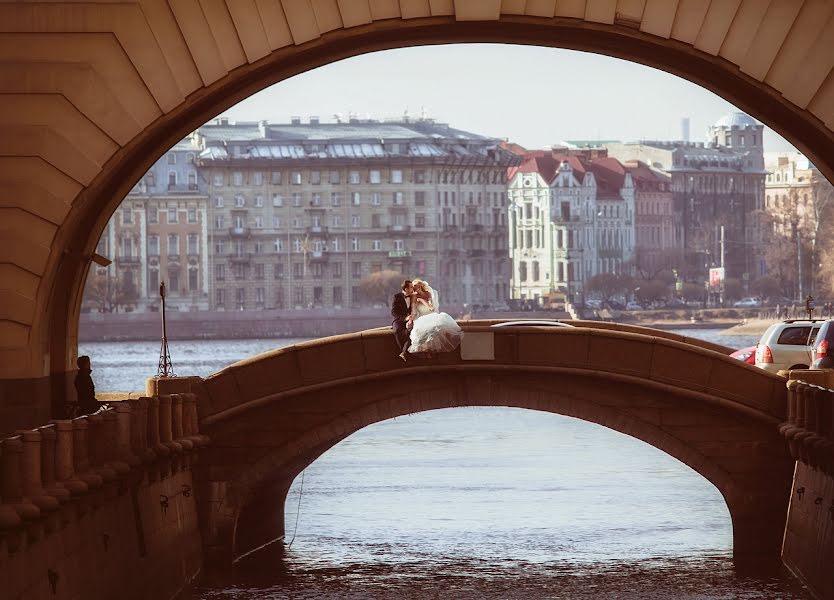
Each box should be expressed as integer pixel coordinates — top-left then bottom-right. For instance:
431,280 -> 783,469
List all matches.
408,287 -> 463,353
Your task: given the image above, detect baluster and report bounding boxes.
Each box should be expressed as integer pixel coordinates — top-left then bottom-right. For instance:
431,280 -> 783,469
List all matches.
15,431 -> 60,522
86,414 -> 117,485
38,427 -> 70,504
1,438 -> 40,524
52,420 -> 88,497
158,395 -> 183,455
0,444 -> 23,537
116,402 -> 141,468
171,395 -> 193,452
102,409 -> 130,476
146,396 -> 170,458
72,418 -> 103,490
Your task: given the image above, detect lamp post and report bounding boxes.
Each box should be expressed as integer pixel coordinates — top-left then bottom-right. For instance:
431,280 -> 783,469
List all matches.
157,281 -> 174,378
805,294 -> 815,321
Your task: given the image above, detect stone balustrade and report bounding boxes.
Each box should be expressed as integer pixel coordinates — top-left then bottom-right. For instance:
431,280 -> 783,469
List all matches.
0,393 -> 208,553
780,379 -> 834,473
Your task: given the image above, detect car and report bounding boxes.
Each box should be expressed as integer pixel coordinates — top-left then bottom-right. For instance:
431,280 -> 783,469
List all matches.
491,320 -> 574,328
755,320 -> 824,373
625,301 -> 643,311
764,296 -> 793,307
733,297 -> 762,308
584,299 -> 602,309
730,345 -> 757,365
810,319 -> 834,369
666,298 -> 687,308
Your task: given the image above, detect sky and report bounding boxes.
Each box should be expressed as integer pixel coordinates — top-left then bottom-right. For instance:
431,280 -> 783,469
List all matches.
219,44 -> 797,153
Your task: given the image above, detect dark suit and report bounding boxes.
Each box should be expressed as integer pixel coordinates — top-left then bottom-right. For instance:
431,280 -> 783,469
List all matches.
74,369 -> 100,416
391,292 -> 411,355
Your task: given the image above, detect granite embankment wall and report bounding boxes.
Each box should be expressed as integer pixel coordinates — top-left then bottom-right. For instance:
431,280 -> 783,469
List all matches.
78,309 -> 570,341
780,374 -> 834,600
0,393 -> 208,600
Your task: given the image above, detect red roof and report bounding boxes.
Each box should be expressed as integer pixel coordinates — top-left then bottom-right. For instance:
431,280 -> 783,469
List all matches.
508,153 -> 560,183
623,160 -> 671,191
588,157 -> 628,198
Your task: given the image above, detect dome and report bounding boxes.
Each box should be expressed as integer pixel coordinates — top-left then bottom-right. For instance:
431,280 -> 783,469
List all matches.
714,112 -> 759,128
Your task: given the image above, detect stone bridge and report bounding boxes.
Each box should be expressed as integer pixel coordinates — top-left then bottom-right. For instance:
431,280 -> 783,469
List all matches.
194,321 -> 793,566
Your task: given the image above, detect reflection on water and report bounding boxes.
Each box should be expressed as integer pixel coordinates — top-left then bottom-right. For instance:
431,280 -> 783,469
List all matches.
81,327 -> 804,599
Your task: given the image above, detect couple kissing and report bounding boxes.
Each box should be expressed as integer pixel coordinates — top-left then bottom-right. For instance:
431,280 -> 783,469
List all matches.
390,279 -> 463,361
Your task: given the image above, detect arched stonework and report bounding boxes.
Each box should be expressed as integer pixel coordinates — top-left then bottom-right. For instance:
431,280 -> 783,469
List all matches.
2,0 -> 833,430
193,326 -> 792,565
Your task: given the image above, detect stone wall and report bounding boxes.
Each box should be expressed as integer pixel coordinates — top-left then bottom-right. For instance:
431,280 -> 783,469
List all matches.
780,378 -> 834,599
0,393 -> 209,600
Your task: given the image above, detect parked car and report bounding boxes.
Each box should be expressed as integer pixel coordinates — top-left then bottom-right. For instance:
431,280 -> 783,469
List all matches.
730,346 -> 757,365
666,298 -> 687,308
625,301 -> 643,311
764,295 -> 793,307
733,297 -> 762,308
811,320 -> 834,369
755,320 -> 824,373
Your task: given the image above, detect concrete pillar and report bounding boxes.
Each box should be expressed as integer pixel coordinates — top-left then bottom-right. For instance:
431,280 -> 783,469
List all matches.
184,392 -> 209,447
102,410 -> 130,476
116,402 -> 141,468
86,414 -> 117,484
52,420 -> 88,496
158,395 -> 183,455
71,418 -> 104,490
132,397 -> 156,463
171,395 -> 193,451
0,444 -> 23,534
146,396 -> 170,458
38,426 -> 71,504
14,431 -> 60,516
0,438 -> 40,523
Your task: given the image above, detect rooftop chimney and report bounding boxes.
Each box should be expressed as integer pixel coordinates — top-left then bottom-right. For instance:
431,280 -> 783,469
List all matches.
309,116 -> 320,126
290,116 -> 301,125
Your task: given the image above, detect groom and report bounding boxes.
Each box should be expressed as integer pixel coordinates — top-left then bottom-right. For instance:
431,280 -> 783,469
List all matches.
391,279 -> 414,360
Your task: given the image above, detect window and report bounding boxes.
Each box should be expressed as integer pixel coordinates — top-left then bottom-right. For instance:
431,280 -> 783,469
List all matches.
352,215 -> 361,228
149,269 -> 159,295
273,216 -> 281,228
414,170 -> 426,184
215,240 -> 225,254
293,263 -> 303,279
215,196 -> 224,208
188,172 -> 197,189
271,171 -> 282,185
311,193 -> 322,206
349,171 -> 360,184
213,173 -> 224,187
329,170 -> 340,184
372,240 -> 382,251
253,172 -> 264,186
293,238 -> 301,253
292,217 -> 301,229
187,207 -> 197,223
233,262 -> 246,279
333,286 -> 343,305
294,288 -> 304,305
167,234 -> 179,255
236,288 -> 245,310
393,239 -> 404,250
255,195 -> 264,208
352,192 -> 361,206
189,268 -> 198,291
273,263 -> 284,279
122,207 -> 132,225
148,207 -> 158,223
165,207 -> 177,224
331,192 -> 341,206
235,195 -> 245,208
167,152 -> 176,165
416,214 -> 426,228
254,216 -> 263,228
186,153 -> 195,164
255,263 -> 265,280
254,240 -> 263,254
215,263 -> 225,281
216,288 -> 225,307
369,170 -> 381,184
255,287 -> 265,305
234,215 -> 245,229
391,169 -> 403,184
292,193 -> 301,207
232,171 -> 243,186
372,193 -> 381,206
519,262 -> 527,282
332,238 -> 341,252
352,261 -> 362,277
393,192 -> 404,205
371,214 -> 381,228
777,326 -> 815,346
351,238 -> 359,251
310,170 -> 321,185
415,191 -> 425,206
416,240 -> 426,250
169,268 -> 180,293
333,262 -> 342,278
273,238 -> 284,252
291,171 -> 302,185
148,236 -> 159,256
187,234 -> 198,255
272,193 -> 283,207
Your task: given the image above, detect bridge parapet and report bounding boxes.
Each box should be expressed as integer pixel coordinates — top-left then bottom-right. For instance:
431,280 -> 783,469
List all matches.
780,375 -> 834,473
0,393 -> 208,600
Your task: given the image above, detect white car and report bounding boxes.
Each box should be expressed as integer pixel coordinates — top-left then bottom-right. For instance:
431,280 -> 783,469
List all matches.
733,297 -> 762,308
755,320 -> 823,373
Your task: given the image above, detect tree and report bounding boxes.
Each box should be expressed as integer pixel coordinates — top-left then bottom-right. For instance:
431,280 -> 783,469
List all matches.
632,247 -> 685,282
83,267 -> 140,313
586,273 -> 632,303
634,279 -> 671,305
751,276 -> 782,300
359,270 -> 405,305
810,175 -> 834,295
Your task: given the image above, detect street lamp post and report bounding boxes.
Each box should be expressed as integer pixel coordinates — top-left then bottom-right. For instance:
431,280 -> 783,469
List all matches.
157,281 -> 175,378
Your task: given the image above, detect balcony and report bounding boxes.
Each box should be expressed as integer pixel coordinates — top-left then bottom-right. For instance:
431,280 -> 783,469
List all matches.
465,224 -> 485,233
388,250 -> 412,259
116,254 -> 141,264
307,225 -> 329,235
467,249 -> 486,258
387,225 -> 411,234
229,252 -> 252,263
308,250 -> 329,262
442,225 -> 459,235
229,226 -> 250,238
167,183 -> 200,193
388,204 -> 408,213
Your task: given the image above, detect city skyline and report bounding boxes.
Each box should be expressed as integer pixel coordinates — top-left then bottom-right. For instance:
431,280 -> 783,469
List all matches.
218,44 -> 798,154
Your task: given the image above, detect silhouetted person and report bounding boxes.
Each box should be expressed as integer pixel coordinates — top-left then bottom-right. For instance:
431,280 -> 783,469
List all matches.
74,355 -> 100,416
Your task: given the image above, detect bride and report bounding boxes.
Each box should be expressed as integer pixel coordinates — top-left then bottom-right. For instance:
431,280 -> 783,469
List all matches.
404,279 -> 463,358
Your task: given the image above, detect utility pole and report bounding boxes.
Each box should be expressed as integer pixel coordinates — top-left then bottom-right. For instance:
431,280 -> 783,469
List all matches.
720,225 -> 725,306
797,224 -> 804,301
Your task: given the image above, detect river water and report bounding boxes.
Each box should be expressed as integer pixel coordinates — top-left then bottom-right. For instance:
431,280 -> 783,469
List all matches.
81,328 -> 811,599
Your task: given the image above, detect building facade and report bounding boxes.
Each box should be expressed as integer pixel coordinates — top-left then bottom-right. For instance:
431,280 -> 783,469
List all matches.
507,152 -> 636,303
197,117 -> 518,311
86,138 -> 210,313
606,112 -> 766,287
627,160 -> 678,276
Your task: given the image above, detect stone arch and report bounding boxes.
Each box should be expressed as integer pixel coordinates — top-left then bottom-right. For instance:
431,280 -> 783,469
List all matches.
3,3 -> 832,430
195,332 -> 793,567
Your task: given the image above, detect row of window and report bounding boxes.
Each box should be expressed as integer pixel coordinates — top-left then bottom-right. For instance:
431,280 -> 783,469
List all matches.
122,206 -> 200,225
212,168 -> 506,187
216,213 -> 424,229
214,237 -> 417,255
215,190 -> 425,208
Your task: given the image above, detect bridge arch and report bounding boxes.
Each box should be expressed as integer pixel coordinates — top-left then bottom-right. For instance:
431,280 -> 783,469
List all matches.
194,326 -> 793,566
2,2 -> 834,430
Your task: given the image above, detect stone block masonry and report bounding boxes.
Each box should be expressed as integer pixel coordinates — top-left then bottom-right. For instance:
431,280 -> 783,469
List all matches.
0,392 -> 209,600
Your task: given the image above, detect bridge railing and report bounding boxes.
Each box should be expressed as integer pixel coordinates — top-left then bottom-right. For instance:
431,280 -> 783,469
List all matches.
780,379 -> 834,473
0,393 -> 208,552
